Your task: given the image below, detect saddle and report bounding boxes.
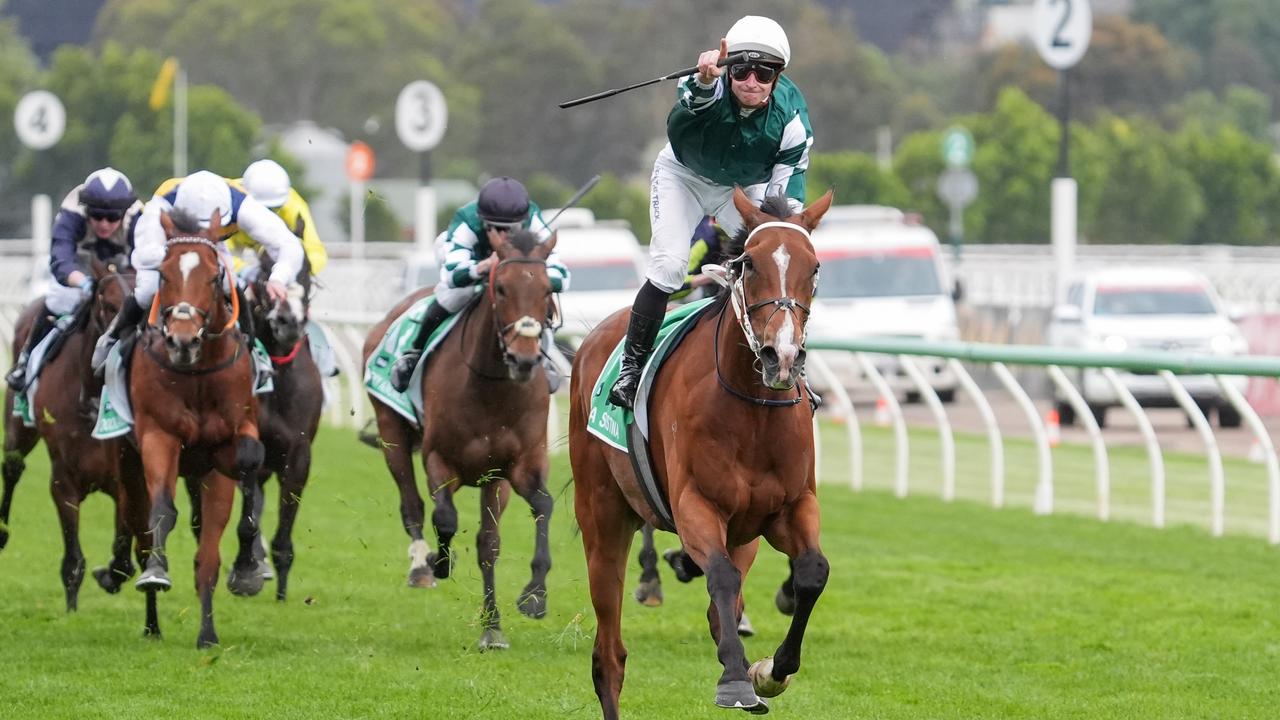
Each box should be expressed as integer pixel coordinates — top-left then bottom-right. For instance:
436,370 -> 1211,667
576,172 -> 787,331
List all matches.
364,294 -> 473,428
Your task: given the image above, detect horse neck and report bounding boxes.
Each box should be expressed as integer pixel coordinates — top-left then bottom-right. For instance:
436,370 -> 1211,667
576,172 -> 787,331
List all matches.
458,293 -> 506,376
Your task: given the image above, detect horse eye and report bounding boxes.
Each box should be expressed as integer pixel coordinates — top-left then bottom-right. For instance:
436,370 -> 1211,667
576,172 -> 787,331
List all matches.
496,284 -> 507,298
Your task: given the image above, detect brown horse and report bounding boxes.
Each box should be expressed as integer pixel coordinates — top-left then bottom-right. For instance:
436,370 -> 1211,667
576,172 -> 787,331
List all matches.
128,210 -> 264,648
224,251 -> 322,601
569,188 -> 833,718
1,259 -> 145,610
363,229 -> 556,650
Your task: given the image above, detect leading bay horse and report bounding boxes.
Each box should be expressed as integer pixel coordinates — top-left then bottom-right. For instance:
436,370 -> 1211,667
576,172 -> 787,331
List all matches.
128,209 -> 264,647
569,188 -> 833,717
363,229 -> 556,650
1,258 -> 145,610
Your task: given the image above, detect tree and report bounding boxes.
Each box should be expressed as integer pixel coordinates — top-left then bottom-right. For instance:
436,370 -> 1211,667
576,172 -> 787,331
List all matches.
1174,122 -> 1280,245
1080,115 -> 1204,244
806,152 -> 910,208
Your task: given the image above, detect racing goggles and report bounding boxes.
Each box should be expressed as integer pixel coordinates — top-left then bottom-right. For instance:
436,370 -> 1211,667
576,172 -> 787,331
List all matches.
483,220 -> 523,233
87,208 -> 125,222
728,62 -> 781,84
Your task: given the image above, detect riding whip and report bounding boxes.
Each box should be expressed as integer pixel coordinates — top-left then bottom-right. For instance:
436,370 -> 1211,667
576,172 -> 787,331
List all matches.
546,175 -> 602,227
559,53 -> 749,109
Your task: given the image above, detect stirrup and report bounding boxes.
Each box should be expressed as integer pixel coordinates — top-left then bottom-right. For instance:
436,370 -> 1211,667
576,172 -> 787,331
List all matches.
4,363 -> 28,392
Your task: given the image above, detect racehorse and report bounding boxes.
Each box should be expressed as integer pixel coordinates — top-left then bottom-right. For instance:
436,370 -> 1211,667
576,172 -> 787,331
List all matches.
1,259 -> 145,610
223,250 -> 322,601
569,188 -> 833,717
363,229 -> 557,650
128,209 -> 264,647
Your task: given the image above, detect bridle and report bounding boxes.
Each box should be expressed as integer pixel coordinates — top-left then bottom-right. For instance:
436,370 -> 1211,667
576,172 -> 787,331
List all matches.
481,255 -> 558,369
148,237 -> 239,342
708,220 -> 817,408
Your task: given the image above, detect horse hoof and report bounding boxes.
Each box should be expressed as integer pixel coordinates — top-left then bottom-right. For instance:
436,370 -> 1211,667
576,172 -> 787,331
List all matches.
427,551 -> 451,579
748,657 -> 792,699
737,612 -> 755,637
0,527 -> 8,550
197,633 -> 219,650
93,566 -> 128,594
135,568 -> 172,592
143,626 -> 161,639
260,563 -> 275,581
477,628 -> 509,652
407,564 -> 436,588
633,579 -> 663,607
715,680 -> 766,713
227,564 -> 266,596
664,549 -> 699,583
517,589 -> 547,619
774,585 -> 796,616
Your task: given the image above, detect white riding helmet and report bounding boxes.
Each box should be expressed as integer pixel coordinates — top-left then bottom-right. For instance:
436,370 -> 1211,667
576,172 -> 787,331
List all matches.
173,170 -> 233,229
242,159 -> 291,209
725,15 -> 791,68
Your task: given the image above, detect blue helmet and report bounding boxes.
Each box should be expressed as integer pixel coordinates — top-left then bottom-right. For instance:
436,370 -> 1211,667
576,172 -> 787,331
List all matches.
79,167 -> 137,211
477,177 -> 530,226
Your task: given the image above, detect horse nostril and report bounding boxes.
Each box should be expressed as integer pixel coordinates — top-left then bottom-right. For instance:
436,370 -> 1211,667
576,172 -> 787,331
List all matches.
759,346 -> 780,367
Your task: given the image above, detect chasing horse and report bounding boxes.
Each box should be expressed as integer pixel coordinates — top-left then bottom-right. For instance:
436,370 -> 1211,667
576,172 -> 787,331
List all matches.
363,228 -> 558,650
223,250 -> 322,601
2,258 -> 145,610
127,209 -> 265,647
570,188 -> 833,717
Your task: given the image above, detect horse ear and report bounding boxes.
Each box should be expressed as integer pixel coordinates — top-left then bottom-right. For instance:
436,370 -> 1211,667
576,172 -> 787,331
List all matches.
731,186 -> 763,229
537,231 -> 557,258
160,210 -> 177,238
207,207 -> 223,238
800,188 -> 835,231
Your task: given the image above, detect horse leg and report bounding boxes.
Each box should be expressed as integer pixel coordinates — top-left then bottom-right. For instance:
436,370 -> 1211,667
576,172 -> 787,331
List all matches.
0,424 -> 36,550
514,466 -> 552,619
775,566 -> 797,616
136,431 -> 181,593
576,467 -> 639,720
226,430 -> 266,594
476,479 -> 511,651
116,448 -> 160,637
50,465 -> 86,612
677,500 -> 762,713
424,450 -> 458,581
93,483 -> 137,594
227,471 -> 266,597
633,524 -> 663,607
271,440 -> 311,601
377,410 -> 432,587
752,493 -> 830,700
195,470 -> 237,649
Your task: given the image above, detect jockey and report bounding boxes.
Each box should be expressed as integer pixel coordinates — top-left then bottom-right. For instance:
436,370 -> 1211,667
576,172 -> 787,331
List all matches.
229,159 -> 339,377
4,168 -> 142,391
608,15 -> 812,408
91,170 -> 305,371
389,176 -> 570,392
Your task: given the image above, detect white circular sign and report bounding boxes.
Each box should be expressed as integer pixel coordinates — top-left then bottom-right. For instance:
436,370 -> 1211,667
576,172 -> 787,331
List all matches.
1032,0 -> 1093,70
395,81 -> 447,152
14,90 -> 66,150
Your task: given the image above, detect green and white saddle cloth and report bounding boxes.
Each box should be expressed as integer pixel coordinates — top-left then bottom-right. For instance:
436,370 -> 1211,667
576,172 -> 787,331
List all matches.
586,298 -> 715,451
92,336 -> 276,440
363,294 -> 469,428
10,320 -> 71,428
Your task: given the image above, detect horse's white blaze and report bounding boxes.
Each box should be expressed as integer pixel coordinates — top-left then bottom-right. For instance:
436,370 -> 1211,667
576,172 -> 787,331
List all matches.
179,252 -> 200,282
408,539 -> 431,568
771,245 -> 800,370
772,245 -> 790,295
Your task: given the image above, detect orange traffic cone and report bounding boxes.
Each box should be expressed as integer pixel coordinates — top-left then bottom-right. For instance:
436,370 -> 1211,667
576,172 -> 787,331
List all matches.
874,397 -> 891,427
1045,408 -> 1061,447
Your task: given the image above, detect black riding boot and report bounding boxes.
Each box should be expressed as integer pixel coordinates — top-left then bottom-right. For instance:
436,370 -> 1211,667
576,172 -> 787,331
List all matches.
390,301 -> 453,393
91,295 -> 145,374
607,281 -> 669,409
5,307 -> 55,391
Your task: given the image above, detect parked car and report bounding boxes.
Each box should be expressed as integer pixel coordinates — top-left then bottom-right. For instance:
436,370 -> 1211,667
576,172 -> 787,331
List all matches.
806,205 -> 961,402
546,209 -> 647,347
1045,267 -> 1249,428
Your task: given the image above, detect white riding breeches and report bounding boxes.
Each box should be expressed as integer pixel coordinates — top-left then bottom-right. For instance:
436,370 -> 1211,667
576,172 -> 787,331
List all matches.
646,144 -> 771,294
432,283 -> 481,313
46,281 -> 84,316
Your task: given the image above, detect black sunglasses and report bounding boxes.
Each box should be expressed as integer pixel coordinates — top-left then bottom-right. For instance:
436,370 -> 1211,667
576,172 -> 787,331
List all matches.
87,209 -> 124,222
484,221 -> 521,233
728,62 -> 781,84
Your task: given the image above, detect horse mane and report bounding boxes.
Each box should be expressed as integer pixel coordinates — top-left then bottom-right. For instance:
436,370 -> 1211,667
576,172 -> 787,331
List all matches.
168,207 -> 205,235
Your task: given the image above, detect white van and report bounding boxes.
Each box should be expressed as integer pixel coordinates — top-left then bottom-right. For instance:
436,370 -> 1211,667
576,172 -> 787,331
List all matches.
807,206 -> 960,402
546,209 -> 647,346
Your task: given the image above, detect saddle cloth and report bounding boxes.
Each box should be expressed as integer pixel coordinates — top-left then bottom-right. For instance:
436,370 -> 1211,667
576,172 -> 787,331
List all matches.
362,295 -> 466,428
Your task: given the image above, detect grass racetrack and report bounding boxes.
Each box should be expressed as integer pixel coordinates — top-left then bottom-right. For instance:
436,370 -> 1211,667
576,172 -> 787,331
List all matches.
2,418 -> 1279,718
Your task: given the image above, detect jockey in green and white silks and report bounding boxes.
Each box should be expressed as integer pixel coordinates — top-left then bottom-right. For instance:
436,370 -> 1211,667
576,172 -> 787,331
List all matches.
608,14 -> 813,408
389,176 -> 570,392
